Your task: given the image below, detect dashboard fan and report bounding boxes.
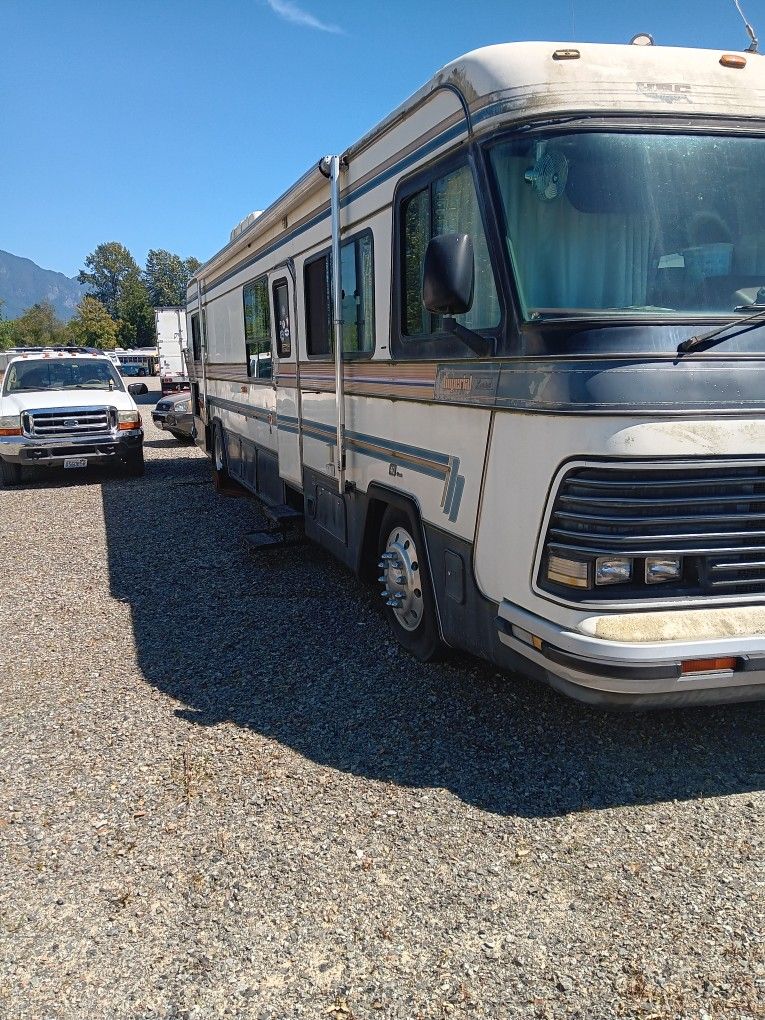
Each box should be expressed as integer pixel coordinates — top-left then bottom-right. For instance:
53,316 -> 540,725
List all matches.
524,150 -> 569,201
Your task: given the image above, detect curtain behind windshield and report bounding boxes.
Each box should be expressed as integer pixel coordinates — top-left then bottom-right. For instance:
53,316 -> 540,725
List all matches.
490,133 -> 765,316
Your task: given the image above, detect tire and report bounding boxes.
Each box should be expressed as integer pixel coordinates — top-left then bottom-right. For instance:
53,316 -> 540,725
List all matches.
377,504 -> 442,662
124,447 -> 145,478
212,420 -> 230,488
0,458 -> 22,487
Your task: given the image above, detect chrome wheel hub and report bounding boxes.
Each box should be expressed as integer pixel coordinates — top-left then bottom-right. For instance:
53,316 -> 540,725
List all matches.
378,525 -> 423,632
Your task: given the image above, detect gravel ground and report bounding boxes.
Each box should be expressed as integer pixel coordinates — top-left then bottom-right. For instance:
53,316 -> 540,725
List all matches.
1,381 -> 763,1020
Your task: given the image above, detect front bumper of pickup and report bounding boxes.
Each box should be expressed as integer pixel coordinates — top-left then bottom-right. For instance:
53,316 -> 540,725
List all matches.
496,600 -> 765,708
0,428 -> 143,466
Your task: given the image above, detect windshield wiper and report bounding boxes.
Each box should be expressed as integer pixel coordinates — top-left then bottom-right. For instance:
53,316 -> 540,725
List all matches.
677,306 -> 765,354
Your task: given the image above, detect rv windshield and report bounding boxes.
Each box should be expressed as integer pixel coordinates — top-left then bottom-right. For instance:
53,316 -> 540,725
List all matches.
489,131 -> 765,320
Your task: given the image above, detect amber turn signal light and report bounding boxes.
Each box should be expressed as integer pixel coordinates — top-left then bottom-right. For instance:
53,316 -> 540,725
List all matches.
681,657 -> 737,674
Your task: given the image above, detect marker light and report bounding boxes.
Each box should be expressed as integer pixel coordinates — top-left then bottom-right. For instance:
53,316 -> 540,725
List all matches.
595,556 -> 632,586
720,53 -> 747,68
117,411 -> 142,430
630,33 -> 655,46
0,415 -> 22,436
645,556 -> 682,584
547,554 -> 589,588
681,657 -> 737,674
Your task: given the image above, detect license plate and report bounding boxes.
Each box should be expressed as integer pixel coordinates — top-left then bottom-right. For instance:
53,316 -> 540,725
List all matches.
63,458 -> 88,469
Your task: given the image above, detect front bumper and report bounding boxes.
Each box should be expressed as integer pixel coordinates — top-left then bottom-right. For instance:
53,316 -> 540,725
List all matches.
0,429 -> 143,466
497,600 -> 765,708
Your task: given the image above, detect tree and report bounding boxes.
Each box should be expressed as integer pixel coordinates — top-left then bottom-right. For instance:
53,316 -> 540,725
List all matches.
116,272 -> 155,347
65,296 -> 119,349
0,300 -> 15,350
11,302 -> 65,346
78,242 -> 140,318
144,249 -> 201,307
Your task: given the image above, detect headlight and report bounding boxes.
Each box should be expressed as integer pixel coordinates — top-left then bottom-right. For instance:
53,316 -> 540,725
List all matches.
645,556 -> 682,584
0,414 -> 22,436
117,410 -> 141,430
594,556 -> 632,586
174,401 -> 190,413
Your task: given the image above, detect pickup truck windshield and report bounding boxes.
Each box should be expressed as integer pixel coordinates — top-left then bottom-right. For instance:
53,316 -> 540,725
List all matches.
489,131 -> 765,320
3,359 -> 123,394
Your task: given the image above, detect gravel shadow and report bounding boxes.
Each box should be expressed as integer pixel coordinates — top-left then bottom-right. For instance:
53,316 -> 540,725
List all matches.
100,446 -> 765,819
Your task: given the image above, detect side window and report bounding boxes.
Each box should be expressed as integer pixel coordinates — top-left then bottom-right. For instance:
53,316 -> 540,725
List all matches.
305,232 -> 375,358
400,163 -> 500,337
243,276 -> 272,379
191,313 -> 201,361
272,280 -> 292,359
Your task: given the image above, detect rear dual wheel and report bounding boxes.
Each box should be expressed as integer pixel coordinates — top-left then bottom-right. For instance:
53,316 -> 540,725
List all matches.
377,505 -> 442,662
212,420 -> 230,488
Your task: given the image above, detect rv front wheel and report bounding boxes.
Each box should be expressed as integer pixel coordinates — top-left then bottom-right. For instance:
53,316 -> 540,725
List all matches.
378,506 -> 442,662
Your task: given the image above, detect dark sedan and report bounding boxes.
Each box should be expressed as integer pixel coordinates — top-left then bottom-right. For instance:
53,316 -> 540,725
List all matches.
152,391 -> 194,441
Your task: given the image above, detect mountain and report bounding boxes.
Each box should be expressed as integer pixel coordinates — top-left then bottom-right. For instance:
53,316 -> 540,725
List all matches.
0,250 -> 85,321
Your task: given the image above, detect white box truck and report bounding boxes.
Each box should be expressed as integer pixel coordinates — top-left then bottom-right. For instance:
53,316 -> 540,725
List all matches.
155,307 -> 188,394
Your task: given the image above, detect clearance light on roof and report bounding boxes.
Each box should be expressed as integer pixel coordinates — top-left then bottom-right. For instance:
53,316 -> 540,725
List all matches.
552,48 -> 580,61
630,33 -> 655,46
720,53 -> 747,67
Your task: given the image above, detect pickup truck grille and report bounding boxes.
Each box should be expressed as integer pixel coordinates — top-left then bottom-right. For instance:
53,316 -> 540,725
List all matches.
543,462 -> 765,598
24,407 -> 115,438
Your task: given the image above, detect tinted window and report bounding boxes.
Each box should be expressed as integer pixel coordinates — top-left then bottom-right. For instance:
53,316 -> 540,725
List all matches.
273,280 -> 292,358
305,233 -> 375,357
401,163 -> 500,337
243,276 -> 272,379
191,313 -> 201,361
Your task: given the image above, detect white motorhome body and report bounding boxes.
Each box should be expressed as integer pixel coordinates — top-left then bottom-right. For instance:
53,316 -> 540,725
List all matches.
187,40 -> 765,707
155,307 -> 187,389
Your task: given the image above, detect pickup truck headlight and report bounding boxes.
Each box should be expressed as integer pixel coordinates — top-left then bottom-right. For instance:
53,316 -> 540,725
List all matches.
0,414 -> 22,436
173,400 -> 190,413
117,410 -> 142,431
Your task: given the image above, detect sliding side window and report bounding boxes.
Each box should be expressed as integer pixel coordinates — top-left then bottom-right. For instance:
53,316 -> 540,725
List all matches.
242,276 -> 272,379
305,231 -> 375,358
401,163 -> 500,338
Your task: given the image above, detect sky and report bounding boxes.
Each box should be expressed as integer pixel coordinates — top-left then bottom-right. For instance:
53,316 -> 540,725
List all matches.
2,0 -> 762,278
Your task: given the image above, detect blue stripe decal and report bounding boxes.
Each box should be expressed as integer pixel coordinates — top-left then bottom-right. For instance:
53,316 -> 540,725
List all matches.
207,399 -> 465,521
442,456 -> 461,514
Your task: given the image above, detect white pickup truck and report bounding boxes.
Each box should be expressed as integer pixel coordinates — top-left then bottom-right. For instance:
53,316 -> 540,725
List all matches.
0,347 -> 144,485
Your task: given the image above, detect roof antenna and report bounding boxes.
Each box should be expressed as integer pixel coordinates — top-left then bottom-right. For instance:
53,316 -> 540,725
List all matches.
732,0 -> 759,52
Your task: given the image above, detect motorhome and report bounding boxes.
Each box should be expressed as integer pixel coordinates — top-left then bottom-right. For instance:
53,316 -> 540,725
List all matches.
186,39 -> 765,708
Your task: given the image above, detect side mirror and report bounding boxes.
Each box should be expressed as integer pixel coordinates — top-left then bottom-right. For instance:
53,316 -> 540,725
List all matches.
127,383 -> 143,396
422,234 -> 474,315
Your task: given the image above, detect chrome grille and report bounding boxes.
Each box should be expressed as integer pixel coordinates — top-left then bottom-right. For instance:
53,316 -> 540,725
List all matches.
543,463 -> 765,597
26,407 -> 115,438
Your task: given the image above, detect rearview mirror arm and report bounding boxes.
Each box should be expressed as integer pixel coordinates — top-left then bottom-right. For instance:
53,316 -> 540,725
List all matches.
443,317 -> 495,357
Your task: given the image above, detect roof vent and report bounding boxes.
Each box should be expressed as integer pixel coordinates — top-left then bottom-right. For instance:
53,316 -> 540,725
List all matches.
230,210 -> 263,243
